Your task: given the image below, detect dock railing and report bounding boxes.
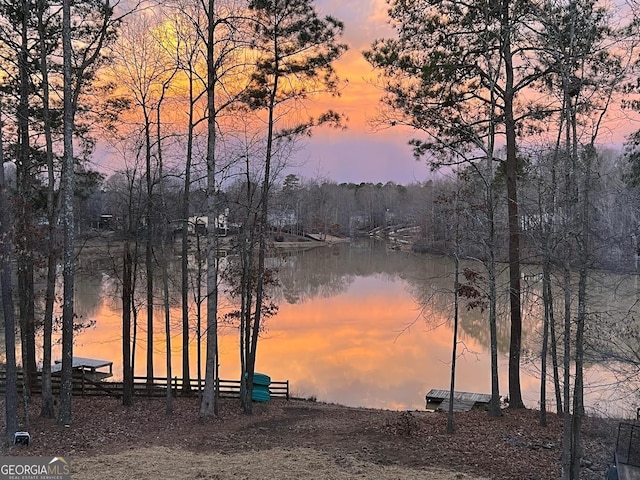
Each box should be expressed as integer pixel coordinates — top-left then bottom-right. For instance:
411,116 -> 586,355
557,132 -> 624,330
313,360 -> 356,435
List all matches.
0,371 -> 289,400
134,376 -> 290,399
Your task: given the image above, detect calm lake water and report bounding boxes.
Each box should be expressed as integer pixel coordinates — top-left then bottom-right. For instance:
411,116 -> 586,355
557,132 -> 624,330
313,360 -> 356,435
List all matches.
41,238 -> 640,417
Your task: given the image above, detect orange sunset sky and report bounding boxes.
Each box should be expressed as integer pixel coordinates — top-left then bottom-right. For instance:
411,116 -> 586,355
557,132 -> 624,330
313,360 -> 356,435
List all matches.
285,0 -> 433,185
97,0 -> 432,185
280,0 -> 638,184
95,0 -> 639,186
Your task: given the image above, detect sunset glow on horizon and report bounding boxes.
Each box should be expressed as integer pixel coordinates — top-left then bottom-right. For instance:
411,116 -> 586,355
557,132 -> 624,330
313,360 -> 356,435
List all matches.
63,273 -> 517,411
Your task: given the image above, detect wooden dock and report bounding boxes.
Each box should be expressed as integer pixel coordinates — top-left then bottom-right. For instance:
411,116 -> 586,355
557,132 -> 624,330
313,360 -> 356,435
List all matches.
425,389 -> 492,412
51,356 -> 113,381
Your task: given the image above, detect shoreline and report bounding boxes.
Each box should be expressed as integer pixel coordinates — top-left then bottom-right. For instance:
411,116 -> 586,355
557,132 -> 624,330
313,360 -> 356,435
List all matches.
0,396 -> 619,480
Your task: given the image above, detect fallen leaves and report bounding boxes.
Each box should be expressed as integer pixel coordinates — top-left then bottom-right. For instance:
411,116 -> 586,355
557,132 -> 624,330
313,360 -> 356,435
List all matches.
0,396 -> 618,480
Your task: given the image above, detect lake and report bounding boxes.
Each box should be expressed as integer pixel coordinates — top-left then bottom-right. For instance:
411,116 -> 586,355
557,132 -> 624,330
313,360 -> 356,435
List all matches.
45,238 -> 640,417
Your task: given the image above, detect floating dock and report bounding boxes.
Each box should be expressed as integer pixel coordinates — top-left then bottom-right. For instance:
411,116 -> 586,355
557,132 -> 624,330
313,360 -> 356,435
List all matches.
425,389 -> 492,412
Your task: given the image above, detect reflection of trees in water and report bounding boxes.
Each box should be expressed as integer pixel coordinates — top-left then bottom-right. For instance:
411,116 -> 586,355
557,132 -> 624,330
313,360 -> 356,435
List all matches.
74,252 -> 119,318
74,272 -> 105,320
75,254 -> 183,323
69,241 -> 640,382
271,247 -> 353,304
267,240 -> 542,356
31,263 -> 106,333
513,269 -> 640,382
265,239 -> 522,355
581,272 -> 640,395
270,239 -> 427,305
74,238 -> 435,313
403,256 -> 531,353
268,243 -> 640,405
0,331 -> 5,362
407,262 -> 640,409
404,259 -> 543,355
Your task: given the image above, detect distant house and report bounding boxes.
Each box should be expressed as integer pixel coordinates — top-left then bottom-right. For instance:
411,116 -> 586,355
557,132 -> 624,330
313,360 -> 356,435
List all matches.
98,214 -> 115,230
188,209 -> 229,236
187,216 -> 208,235
268,210 -> 297,231
91,214 -> 118,230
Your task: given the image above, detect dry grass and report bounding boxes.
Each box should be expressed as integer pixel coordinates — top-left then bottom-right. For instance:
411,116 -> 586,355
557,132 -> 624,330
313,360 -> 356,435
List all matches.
73,446 -> 487,480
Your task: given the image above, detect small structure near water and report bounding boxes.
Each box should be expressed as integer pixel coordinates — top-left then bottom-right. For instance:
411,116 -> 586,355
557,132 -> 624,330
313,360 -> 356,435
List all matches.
51,357 -> 113,381
425,389 -> 492,412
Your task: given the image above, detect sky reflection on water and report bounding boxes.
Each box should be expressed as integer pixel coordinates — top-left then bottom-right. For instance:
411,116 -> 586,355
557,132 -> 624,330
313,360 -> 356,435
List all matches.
47,240 -> 640,417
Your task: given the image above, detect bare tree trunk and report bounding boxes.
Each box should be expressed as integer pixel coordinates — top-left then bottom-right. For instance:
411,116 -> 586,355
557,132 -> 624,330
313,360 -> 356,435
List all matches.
0,113 -> 18,442
447,253 -> 460,433
195,231 -> 203,397
18,261 -> 35,408
543,140 -> 563,415
240,206 -> 257,412
156,82 -> 174,415
163,258 -> 173,414
200,0 -> 219,417
132,277 -> 139,383
239,225 -> 252,411
180,62 -> 197,395
37,0 -> 59,420
550,300 -> 562,414
569,136 -> 594,477
238,166 -> 256,411
181,221 -> 191,390
540,265 -> 551,426
486,161 -> 501,417
17,0 -> 36,406
122,242 -> 134,407
127,176 -> 141,402
144,111 -> 154,391
561,265 -> 572,479
40,245 -> 57,419
570,267 -> 587,478
501,0 -> 524,409
58,0 -> 75,426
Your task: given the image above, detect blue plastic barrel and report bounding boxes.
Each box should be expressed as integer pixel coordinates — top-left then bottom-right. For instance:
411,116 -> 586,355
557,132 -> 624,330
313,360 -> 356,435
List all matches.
253,372 -> 271,386
252,384 -> 271,402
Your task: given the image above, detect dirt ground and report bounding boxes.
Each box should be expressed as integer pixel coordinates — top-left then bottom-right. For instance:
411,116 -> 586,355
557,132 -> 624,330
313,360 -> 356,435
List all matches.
0,396 -> 619,480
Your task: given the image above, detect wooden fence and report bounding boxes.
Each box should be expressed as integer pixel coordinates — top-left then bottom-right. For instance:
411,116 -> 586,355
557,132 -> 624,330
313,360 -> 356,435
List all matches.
0,371 -> 289,400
